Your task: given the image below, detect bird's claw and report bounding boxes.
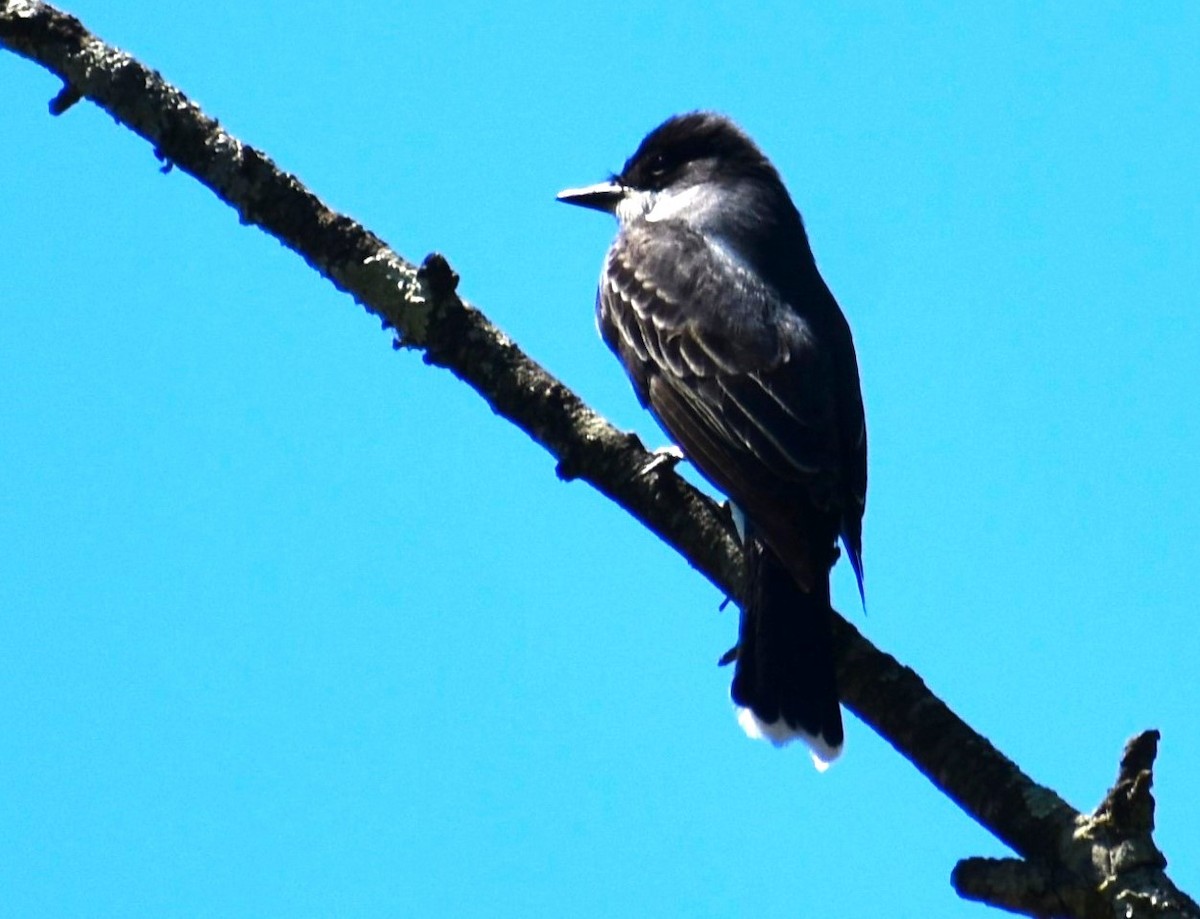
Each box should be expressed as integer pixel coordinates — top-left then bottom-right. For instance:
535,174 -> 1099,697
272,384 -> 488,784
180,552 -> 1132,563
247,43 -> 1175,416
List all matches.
641,444 -> 685,476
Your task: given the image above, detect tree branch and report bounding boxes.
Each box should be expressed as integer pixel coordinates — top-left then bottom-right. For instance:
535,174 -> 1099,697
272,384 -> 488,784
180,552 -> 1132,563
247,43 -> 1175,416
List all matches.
953,732 -> 1198,918
2,3 -> 1193,914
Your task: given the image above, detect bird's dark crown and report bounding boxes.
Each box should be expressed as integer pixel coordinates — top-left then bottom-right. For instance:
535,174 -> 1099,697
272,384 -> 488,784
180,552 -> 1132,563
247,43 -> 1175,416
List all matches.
617,112 -> 782,192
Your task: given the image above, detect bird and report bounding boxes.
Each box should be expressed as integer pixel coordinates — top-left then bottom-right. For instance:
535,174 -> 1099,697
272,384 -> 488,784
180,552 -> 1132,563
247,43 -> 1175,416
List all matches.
557,112 -> 867,766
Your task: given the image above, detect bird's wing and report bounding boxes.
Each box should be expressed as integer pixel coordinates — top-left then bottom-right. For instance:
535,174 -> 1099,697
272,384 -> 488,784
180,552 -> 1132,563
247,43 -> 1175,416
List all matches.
598,220 -> 846,590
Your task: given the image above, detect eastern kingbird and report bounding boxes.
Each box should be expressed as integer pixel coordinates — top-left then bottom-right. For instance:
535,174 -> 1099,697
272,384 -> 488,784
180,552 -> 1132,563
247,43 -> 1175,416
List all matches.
558,112 -> 867,766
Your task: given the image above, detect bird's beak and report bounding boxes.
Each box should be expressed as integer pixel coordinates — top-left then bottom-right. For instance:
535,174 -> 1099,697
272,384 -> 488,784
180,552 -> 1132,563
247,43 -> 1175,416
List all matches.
556,180 -> 625,214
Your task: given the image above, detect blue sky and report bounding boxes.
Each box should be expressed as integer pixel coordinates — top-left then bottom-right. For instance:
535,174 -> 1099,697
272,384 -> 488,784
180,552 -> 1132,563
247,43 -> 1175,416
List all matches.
2,2 -> 1198,916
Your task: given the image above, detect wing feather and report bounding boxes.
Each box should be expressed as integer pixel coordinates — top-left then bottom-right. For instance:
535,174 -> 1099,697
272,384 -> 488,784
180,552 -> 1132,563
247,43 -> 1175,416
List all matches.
598,219 -> 858,580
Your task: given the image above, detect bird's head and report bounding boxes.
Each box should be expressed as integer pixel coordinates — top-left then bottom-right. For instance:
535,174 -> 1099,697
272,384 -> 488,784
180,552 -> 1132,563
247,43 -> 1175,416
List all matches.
557,112 -> 787,226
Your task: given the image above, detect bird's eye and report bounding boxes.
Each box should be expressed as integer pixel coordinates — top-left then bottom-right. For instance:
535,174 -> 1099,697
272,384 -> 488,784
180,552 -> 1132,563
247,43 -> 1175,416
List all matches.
647,153 -> 670,180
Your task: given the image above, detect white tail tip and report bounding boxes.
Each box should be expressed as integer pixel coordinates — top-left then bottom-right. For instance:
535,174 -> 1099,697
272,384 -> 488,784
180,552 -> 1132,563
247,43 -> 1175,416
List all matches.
736,707 -> 842,770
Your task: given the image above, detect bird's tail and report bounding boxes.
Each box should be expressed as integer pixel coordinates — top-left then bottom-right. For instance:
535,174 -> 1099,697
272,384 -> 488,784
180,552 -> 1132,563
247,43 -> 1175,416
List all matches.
729,537 -> 843,767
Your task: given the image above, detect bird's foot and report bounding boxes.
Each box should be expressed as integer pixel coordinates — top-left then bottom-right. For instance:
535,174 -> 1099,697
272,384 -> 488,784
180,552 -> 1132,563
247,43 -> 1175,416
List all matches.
717,644 -> 738,667
641,444 -> 685,476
